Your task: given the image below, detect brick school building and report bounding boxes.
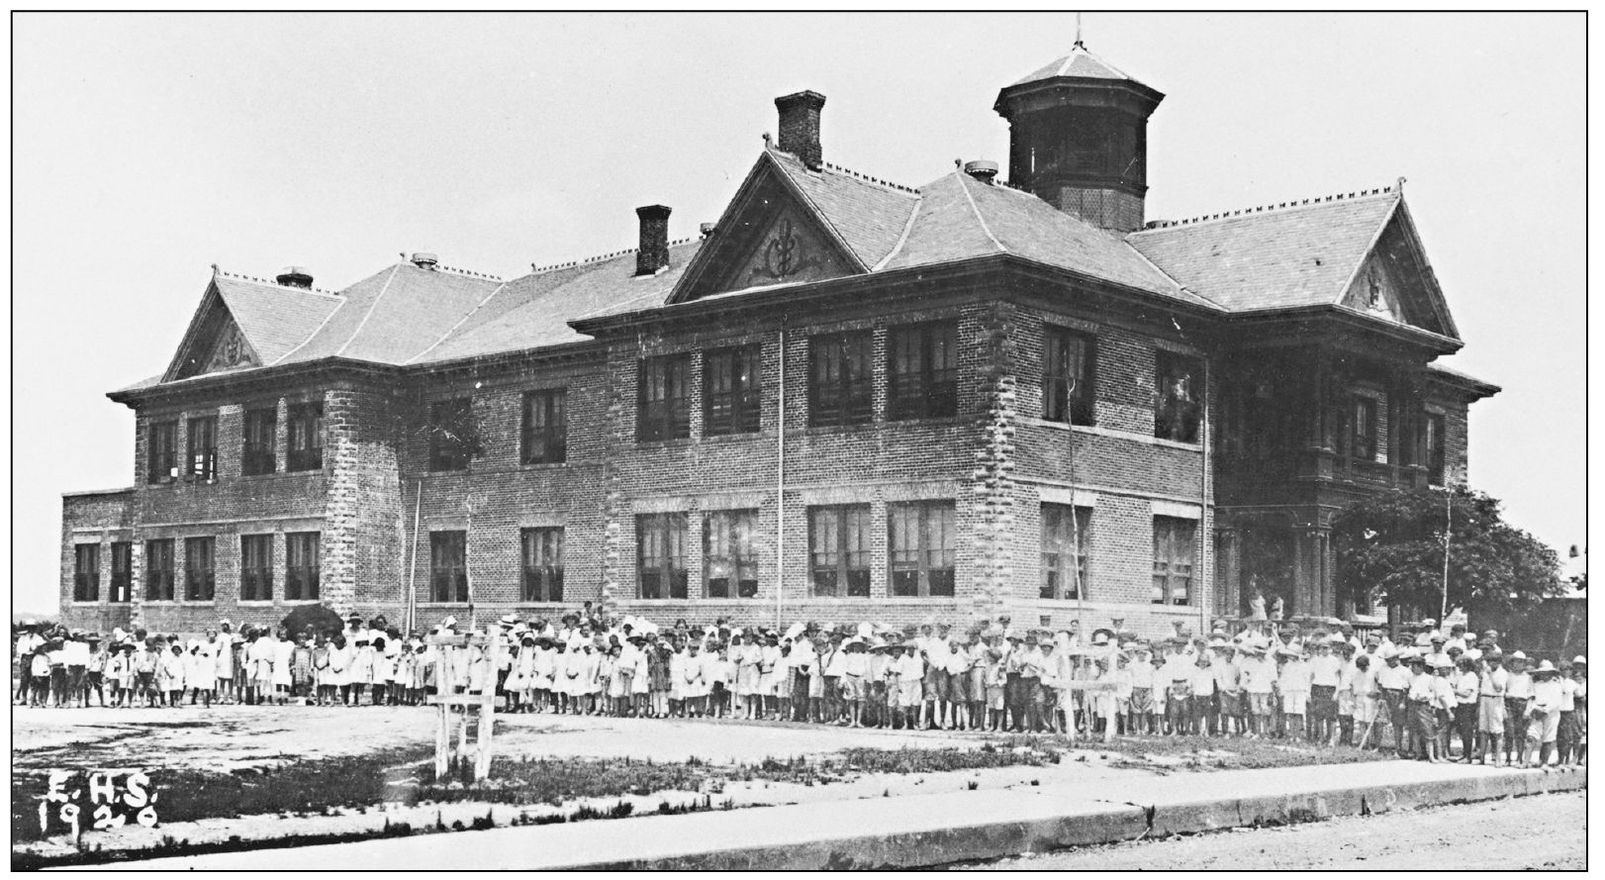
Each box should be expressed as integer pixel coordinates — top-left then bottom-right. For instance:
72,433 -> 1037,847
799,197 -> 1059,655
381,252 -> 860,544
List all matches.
61,43 -> 1495,638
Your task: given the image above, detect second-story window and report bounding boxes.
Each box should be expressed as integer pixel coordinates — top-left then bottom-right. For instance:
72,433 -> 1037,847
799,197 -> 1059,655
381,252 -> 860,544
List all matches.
887,322 -> 958,420
286,401 -> 324,471
428,398 -> 474,471
147,420 -> 178,484
521,390 -> 567,464
242,407 -> 277,475
187,415 -> 218,481
1425,411 -> 1447,485
703,346 -> 761,436
809,331 -> 873,427
1044,327 -> 1096,425
1155,351 -> 1203,444
1351,395 -> 1379,462
638,354 -> 691,441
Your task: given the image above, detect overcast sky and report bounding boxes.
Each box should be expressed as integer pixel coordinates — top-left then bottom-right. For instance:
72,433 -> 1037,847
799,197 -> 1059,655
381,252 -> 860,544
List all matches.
13,12 -> 1585,613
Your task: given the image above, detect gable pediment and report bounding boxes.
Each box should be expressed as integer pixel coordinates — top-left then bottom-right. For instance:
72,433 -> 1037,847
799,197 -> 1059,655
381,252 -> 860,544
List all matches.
165,284 -> 263,381
1339,205 -> 1457,339
669,154 -> 863,304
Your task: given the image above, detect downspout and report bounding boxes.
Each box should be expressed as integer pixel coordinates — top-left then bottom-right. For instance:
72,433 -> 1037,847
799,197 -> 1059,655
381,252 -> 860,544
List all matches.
406,480 -> 422,633
1200,356 -> 1211,635
776,322 -> 787,630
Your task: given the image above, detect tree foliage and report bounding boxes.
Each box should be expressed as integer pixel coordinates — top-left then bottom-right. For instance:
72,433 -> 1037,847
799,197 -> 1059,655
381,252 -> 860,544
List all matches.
1332,485 -> 1563,619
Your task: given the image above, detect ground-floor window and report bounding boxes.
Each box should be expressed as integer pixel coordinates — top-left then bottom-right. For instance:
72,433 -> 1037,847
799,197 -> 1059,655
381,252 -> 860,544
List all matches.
286,532 -> 320,601
1041,504 -> 1091,600
637,513 -> 688,599
240,534 -> 274,601
73,544 -> 99,602
809,505 -> 871,597
704,510 -> 758,598
1152,516 -> 1196,605
889,501 -> 956,597
521,527 -> 564,602
145,539 -> 175,600
430,530 -> 467,602
109,542 -> 132,604
184,537 -> 216,602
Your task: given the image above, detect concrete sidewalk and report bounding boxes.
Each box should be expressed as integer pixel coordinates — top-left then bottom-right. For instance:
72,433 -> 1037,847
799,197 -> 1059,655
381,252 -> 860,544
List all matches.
92,761 -> 1585,870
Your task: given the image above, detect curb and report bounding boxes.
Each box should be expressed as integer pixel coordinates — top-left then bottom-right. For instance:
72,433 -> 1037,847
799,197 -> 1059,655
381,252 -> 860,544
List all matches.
584,767 -> 1588,870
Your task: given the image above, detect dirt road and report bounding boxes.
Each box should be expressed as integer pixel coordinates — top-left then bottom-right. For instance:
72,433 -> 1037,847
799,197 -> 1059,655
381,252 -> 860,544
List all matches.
972,790 -> 1586,870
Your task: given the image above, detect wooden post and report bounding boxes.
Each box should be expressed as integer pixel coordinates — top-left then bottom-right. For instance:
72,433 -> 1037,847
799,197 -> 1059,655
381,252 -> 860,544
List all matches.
435,702 -> 450,778
475,637 -> 499,781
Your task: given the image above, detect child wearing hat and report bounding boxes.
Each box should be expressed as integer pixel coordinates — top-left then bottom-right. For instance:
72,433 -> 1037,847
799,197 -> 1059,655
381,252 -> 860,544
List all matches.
1524,660 -> 1564,767
105,642 -> 130,708
893,642 -> 925,730
1451,654 -> 1480,761
1503,652 -> 1535,765
1406,655 -> 1440,761
158,642 -> 186,709
840,638 -> 869,728
1276,646 -> 1312,742
1431,656 -> 1458,758
1189,650 -> 1217,737
1119,645 -> 1150,736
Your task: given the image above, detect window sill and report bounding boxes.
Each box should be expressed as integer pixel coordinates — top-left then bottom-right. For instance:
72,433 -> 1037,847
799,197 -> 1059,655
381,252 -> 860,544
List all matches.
634,437 -> 696,449
518,460 -> 571,470
236,600 -> 277,607
240,470 -> 321,481
697,431 -> 766,445
1020,417 -> 1204,452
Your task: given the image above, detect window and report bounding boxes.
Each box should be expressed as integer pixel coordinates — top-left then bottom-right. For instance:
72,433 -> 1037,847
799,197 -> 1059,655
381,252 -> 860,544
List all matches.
429,531 -> 468,602
109,542 -> 132,604
73,544 -> 100,602
704,510 -> 759,598
147,420 -> 178,484
809,331 -> 873,427
521,527 -> 564,602
1041,504 -> 1091,600
1044,328 -> 1096,425
184,537 -> 216,602
809,505 -> 871,597
286,532 -> 320,601
1154,351 -> 1203,443
286,402 -> 324,471
428,398 -> 474,471
637,513 -> 688,599
1351,396 -> 1378,462
1152,517 -> 1196,606
242,407 -> 277,475
240,534 -> 274,601
888,501 -> 957,597
638,355 -> 691,441
887,322 -> 958,420
186,416 -> 218,481
1425,411 -> 1447,485
703,346 -> 762,436
145,539 -> 175,601
520,390 -> 567,465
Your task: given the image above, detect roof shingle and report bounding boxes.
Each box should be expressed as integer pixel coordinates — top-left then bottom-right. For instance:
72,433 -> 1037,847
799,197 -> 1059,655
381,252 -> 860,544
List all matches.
1127,191 -> 1400,312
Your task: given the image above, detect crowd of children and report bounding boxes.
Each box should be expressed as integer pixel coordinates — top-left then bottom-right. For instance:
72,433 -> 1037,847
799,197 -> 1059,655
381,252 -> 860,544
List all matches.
13,612 -> 1586,768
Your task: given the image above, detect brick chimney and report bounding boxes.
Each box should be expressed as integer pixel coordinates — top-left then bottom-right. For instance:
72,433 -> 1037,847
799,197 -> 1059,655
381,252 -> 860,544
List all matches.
635,205 -> 672,276
775,90 -> 826,170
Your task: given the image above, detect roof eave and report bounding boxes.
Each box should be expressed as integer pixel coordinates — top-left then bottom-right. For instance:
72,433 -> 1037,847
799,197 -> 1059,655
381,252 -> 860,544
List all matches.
107,357 -> 401,408
1229,304 -> 1463,355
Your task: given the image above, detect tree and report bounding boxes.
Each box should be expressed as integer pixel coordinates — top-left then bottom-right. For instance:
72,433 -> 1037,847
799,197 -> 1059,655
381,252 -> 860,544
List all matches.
1332,485 -> 1563,621
281,603 -> 346,639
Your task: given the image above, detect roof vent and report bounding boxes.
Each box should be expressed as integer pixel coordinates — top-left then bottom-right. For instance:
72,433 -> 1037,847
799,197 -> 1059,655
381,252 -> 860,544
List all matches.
275,266 -> 314,288
963,160 -> 999,184
411,252 -> 439,269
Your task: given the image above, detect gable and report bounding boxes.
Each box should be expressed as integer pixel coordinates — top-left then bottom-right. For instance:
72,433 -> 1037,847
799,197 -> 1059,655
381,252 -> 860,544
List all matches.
1341,250 -> 1406,322
166,285 -> 264,381
1337,206 -> 1457,338
669,154 -> 867,304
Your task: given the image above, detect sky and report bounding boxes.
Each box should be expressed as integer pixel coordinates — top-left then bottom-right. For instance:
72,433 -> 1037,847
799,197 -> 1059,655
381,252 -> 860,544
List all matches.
12,12 -> 1586,613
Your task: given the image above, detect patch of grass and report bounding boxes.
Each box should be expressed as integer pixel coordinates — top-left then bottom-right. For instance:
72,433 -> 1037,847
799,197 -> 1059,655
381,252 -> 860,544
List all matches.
990,733 -> 1388,771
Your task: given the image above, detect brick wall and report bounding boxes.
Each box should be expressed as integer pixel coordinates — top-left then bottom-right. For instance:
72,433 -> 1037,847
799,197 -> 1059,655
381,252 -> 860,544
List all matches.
59,490 -> 135,633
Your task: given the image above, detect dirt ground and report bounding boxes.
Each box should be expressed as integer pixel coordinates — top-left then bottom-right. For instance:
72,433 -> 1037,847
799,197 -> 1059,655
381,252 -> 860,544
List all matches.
973,790 -> 1587,870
